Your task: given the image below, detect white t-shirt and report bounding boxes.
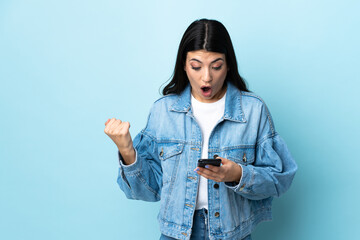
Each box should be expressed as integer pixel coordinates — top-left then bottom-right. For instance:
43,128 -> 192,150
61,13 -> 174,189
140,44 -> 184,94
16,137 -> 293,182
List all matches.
191,92 -> 226,210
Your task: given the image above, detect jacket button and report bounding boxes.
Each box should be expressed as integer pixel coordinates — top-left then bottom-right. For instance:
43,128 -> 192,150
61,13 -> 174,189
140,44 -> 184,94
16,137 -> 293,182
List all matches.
213,154 -> 219,159
159,148 -> 164,157
213,183 -> 219,189
215,212 -> 220,217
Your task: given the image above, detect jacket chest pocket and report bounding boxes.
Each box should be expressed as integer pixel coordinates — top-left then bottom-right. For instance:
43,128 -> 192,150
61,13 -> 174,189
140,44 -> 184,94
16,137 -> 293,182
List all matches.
224,148 -> 255,166
158,143 -> 184,161
158,142 -> 184,184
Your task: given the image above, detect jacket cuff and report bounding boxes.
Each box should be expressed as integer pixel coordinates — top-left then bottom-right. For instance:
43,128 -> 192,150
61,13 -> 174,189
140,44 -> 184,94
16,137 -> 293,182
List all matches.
224,164 -> 252,192
118,149 -> 140,174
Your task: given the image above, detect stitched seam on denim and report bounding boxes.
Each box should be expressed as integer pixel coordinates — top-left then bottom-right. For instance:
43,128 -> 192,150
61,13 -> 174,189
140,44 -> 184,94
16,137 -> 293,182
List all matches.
139,132 -> 161,159
215,145 -> 255,151
156,139 -> 187,144
256,132 -> 277,146
263,102 -> 275,135
142,133 -> 189,145
238,92 -> 246,122
214,207 -> 271,236
141,130 -> 157,142
241,92 -> 275,134
141,132 -> 202,146
134,171 -> 161,199
241,92 -> 265,101
249,167 -> 256,193
163,153 -> 181,217
120,170 -> 131,189
159,218 -> 188,229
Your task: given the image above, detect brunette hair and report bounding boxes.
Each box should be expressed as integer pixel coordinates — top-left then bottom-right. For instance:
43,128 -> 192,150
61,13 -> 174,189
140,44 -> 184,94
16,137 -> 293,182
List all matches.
162,18 -> 249,95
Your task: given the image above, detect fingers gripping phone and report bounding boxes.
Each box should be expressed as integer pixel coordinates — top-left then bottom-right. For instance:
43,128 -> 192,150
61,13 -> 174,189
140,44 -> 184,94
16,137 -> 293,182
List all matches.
197,158 -> 221,168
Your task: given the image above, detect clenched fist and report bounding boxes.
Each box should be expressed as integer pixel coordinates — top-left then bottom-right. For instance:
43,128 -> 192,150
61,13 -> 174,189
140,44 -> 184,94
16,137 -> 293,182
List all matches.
104,118 -> 135,165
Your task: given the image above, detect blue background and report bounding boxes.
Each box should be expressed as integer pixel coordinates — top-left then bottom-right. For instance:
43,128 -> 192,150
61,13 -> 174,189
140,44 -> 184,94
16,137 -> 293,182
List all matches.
1,0 -> 359,239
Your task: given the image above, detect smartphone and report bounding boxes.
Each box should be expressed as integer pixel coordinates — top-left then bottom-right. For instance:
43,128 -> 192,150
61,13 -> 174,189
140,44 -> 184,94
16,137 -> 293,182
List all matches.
197,159 -> 221,168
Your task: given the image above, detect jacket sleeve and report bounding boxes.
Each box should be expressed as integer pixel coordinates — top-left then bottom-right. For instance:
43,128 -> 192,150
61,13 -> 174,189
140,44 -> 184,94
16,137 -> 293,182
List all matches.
225,102 -> 297,200
116,110 -> 162,202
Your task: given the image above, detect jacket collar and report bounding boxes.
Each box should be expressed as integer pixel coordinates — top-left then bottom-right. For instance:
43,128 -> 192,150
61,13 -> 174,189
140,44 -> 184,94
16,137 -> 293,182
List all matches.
169,82 -> 247,123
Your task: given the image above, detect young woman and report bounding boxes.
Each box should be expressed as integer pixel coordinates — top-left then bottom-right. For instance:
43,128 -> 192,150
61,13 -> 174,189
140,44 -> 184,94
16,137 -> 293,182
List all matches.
104,19 -> 297,240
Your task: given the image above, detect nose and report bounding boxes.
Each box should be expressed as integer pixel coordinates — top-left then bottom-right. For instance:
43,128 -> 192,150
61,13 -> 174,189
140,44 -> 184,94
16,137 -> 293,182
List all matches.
202,68 -> 212,83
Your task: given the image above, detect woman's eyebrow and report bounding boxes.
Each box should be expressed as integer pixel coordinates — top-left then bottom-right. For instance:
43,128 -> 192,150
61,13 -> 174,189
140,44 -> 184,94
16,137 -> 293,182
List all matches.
189,58 -> 224,63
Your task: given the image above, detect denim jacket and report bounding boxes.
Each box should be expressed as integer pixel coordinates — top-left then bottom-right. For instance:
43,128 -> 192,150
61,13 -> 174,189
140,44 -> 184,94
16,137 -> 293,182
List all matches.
117,82 -> 297,240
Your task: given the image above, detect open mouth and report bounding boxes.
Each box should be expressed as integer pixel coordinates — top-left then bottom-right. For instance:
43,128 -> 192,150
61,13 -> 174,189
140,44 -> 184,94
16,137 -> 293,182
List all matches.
201,86 -> 211,93
200,86 -> 212,97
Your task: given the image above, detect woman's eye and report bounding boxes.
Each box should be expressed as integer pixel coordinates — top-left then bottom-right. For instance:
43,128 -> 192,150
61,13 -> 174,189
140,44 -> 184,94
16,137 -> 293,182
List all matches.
191,67 -> 201,71
213,65 -> 222,70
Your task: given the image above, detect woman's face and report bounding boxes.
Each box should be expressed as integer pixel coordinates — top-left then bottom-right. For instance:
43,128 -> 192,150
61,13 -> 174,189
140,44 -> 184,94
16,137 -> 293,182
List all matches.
184,49 -> 228,103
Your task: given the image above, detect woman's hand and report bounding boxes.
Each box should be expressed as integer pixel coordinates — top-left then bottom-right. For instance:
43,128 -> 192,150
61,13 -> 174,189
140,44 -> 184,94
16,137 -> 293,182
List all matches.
104,118 -> 135,165
194,156 -> 242,183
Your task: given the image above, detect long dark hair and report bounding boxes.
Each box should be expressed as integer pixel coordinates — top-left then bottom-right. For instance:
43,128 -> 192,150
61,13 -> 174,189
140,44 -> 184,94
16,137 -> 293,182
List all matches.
162,18 -> 250,95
